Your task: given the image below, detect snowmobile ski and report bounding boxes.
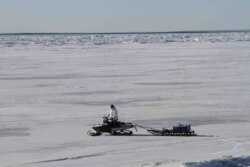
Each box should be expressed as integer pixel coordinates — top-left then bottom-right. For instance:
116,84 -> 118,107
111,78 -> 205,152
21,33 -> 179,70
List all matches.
87,130 -> 102,136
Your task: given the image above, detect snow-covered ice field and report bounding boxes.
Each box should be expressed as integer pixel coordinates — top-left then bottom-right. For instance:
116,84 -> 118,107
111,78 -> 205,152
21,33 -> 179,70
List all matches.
0,33 -> 250,167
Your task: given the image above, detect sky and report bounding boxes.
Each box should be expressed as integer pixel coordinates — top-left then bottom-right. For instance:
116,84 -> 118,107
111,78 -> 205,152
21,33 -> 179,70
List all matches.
0,0 -> 250,33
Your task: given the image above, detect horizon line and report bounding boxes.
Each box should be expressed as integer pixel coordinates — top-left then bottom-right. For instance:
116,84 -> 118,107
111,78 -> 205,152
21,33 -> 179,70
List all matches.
0,29 -> 250,36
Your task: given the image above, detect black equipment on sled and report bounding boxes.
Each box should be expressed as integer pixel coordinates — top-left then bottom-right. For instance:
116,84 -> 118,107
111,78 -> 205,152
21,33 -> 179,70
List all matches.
87,116 -> 137,136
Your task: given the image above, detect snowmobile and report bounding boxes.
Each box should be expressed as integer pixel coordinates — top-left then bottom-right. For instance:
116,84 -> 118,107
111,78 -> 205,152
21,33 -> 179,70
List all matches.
87,116 -> 137,136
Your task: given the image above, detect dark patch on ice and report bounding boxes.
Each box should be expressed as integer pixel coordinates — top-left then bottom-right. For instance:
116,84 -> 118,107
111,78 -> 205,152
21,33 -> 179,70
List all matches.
50,96 -> 164,106
142,161 -> 164,167
0,74 -> 82,81
184,156 -> 250,167
61,90 -> 120,96
0,73 -> 145,81
32,84 -> 61,88
50,100 -> 136,106
0,73 -> 26,76
99,74 -> 146,78
70,154 -> 103,159
0,128 -> 29,137
34,158 -> 68,163
135,82 -> 204,86
31,153 -> 104,164
195,135 -> 214,137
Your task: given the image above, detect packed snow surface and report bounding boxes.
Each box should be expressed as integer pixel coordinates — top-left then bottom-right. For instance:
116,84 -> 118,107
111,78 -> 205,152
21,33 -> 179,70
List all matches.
0,32 -> 250,167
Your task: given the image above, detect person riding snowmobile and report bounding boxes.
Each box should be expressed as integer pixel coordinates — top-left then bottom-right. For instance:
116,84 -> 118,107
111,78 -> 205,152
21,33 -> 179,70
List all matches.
107,104 -> 118,121
87,105 -> 136,136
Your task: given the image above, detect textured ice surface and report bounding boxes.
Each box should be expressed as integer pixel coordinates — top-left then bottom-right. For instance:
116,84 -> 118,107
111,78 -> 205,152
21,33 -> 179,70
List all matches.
0,33 -> 250,167
1,32 -> 250,48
